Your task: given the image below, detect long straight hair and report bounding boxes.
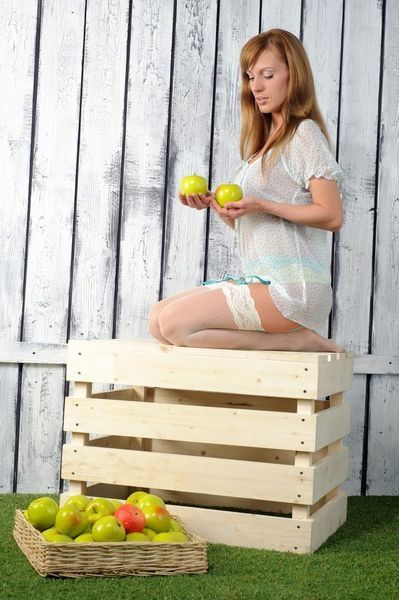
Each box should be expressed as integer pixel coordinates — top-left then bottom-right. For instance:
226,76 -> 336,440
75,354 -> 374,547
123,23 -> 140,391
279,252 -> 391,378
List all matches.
239,29 -> 331,173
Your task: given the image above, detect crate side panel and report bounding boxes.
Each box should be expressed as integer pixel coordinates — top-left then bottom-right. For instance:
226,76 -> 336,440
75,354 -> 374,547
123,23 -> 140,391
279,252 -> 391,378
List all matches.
315,402 -> 351,450
313,448 -> 349,502
64,397 -> 317,451
310,491 -> 348,552
61,445 -> 315,504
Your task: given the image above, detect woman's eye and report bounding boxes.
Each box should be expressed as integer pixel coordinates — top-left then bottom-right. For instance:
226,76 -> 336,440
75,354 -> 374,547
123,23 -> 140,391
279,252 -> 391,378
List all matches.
263,75 -> 273,79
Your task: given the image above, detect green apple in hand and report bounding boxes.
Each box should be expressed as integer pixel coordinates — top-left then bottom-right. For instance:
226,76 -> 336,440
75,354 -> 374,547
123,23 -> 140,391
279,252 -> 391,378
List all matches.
27,497 -> 59,531
179,174 -> 208,196
91,516 -> 126,542
85,498 -> 114,525
215,183 -> 243,208
55,504 -> 88,538
63,494 -> 91,512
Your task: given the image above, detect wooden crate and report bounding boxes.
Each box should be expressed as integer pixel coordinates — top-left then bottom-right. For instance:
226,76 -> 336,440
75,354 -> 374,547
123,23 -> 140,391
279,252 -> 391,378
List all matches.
61,338 -> 353,554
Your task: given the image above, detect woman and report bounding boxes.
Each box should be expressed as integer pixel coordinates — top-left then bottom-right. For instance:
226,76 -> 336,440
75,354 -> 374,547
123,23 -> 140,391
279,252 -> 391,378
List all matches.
148,29 -> 345,352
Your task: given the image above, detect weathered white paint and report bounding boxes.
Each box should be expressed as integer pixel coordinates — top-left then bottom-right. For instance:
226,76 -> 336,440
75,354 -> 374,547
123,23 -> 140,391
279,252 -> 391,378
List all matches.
162,0 -> 218,296
16,1 -> 86,493
332,0 -> 383,495
117,0 -> 174,338
206,0 -> 258,282
0,1 -> 397,495
367,0 -> 399,494
0,0 -> 38,492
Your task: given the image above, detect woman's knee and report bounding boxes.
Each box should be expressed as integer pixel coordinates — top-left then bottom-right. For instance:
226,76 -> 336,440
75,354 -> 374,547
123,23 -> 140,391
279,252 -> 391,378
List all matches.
148,302 -> 168,342
158,303 -> 190,346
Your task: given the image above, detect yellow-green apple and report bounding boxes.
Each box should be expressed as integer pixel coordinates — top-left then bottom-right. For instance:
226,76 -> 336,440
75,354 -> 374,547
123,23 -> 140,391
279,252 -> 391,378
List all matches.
55,504 -> 88,538
126,532 -> 149,542
85,498 -> 114,525
110,499 -> 122,512
179,174 -> 208,195
114,503 -> 145,534
74,532 -> 94,543
142,527 -> 157,540
41,527 -> 59,541
142,505 -> 171,533
137,493 -> 165,511
126,491 -> 148,507
27,497 -> 59,531
64,495 -> 91,511
215,183 -> 243,208
91,516 -> 125,542
169,518 -> 184,533
152,531 -> 188,543
43,531 -> 74,543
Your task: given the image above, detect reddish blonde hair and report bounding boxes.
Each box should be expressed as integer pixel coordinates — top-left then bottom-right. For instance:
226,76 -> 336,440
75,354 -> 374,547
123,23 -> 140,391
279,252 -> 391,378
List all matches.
239,29 -> 331,172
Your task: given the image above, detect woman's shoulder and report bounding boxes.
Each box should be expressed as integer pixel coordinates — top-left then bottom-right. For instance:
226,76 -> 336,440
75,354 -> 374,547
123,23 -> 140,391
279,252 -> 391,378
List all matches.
294,118 -> 323,138
289,119 -> 329,150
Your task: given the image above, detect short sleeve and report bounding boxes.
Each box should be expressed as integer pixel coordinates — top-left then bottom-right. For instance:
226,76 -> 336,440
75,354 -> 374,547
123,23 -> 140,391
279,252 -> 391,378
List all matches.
283,119 -> 344,192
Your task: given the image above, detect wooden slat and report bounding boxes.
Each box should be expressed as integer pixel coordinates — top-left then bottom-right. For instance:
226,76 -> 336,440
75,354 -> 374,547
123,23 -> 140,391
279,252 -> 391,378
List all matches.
315,402 -> 351,450
117,0 -> 174,338
310,491 -> 348,552
165,504 -> 312,553
61,445 -> 315,504
66,339 -> 353,398
16,1 -> 85,493
0,0 -> 38,492
312,447 -> 349,503
367,0 -> 399,494
64,396 -> 319,450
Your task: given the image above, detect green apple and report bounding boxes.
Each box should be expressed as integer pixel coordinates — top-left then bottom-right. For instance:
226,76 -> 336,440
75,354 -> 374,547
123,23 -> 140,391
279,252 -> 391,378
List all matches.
126,532 -> 149,542
137,493 -> 165,511
142,527 -> 157,540
215,183 -> 243,208
85,498 -> 114,525
74,532 -> 94,543
27,497 -> 59,531
43,531 -> 74,543
179,174 -> 208,196
110,499 -> 122,512
126,491 -> 148,507
152,531 -> 188,543
23,510 -> 30,521
64,495 -> 91,511
142,505 -> 171,533
91,516 -> 125,542
42,527 -> 59,541
55,504 -> 89,538
169,518 -> 184,533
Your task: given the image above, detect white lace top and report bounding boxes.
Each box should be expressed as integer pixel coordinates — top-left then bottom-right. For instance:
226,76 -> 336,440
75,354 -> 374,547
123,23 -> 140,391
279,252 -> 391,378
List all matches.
229,118 -> 344,331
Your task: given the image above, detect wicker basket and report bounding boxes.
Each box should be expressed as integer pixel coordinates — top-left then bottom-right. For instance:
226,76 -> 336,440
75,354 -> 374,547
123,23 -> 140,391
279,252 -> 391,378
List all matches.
13,509 -> 208,577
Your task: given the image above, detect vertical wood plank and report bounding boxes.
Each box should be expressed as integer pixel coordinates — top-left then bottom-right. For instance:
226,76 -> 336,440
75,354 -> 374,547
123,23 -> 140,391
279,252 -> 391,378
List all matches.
70,0 -> 129,340
117,0 -> 174,338
292,398 -> 315,519
0,1 -> 38,492
331,0 -> 383,494
260,0 -> 302,34
17,2 -> 86,492
206,0 -> 259,282
162,1 -> 218,297
367,0 -> 399,494
302,2 -> 344,339
64,382 -> 91,495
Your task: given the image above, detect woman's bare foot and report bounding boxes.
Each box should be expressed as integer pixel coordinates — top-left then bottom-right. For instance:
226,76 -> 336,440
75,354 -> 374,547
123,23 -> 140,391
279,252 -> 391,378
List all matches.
289,327 -> 345,353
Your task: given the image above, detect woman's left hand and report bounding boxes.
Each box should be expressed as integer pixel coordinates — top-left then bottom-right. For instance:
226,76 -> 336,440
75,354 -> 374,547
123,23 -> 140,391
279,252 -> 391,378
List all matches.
210,196 -> 264,220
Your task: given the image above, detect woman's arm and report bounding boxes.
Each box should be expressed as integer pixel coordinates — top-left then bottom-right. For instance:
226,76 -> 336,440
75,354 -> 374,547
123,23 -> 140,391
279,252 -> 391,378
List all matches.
265,178 -> 344,232
221,178 -> 344,232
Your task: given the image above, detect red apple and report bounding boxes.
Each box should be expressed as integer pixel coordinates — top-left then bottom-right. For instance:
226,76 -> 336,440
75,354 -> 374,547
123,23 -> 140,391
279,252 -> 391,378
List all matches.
114,503 -> 145,534
142,505 -> 171,533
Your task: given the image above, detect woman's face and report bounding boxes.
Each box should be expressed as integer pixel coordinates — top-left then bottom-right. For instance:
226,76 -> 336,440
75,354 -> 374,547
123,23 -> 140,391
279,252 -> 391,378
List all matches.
246,46 -> 289,122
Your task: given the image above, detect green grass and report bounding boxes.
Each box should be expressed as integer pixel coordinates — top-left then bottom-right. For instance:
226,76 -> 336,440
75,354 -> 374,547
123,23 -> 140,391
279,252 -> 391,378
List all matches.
1,494 -> 398,599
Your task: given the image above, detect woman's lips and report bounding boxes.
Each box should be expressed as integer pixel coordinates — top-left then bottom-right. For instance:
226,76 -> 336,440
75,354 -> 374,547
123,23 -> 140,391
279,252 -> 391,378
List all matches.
256,98 -> 269,104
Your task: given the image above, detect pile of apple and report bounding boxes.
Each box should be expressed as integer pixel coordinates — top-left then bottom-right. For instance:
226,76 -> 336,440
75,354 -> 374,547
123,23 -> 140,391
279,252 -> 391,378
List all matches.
24,491 -> 188,544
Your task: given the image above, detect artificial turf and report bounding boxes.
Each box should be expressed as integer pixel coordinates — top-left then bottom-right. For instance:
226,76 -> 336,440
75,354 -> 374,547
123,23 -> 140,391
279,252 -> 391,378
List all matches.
1,494 -> 398,599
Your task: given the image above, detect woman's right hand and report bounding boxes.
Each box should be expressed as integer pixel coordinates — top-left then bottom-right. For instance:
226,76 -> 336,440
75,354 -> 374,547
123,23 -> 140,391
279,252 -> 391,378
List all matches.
178,191 -> 212,210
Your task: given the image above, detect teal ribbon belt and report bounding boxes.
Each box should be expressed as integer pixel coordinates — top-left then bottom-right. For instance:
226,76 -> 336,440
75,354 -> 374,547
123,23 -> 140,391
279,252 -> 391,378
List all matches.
202,274 -> 271,286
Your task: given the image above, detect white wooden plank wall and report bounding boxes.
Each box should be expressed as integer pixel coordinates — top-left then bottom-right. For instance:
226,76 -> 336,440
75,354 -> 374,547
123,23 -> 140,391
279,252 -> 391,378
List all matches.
0,0 -> 397,495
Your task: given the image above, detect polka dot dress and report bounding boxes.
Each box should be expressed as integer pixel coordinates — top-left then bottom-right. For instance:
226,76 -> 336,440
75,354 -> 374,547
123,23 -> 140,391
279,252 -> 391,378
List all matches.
227,119 -> 344,331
